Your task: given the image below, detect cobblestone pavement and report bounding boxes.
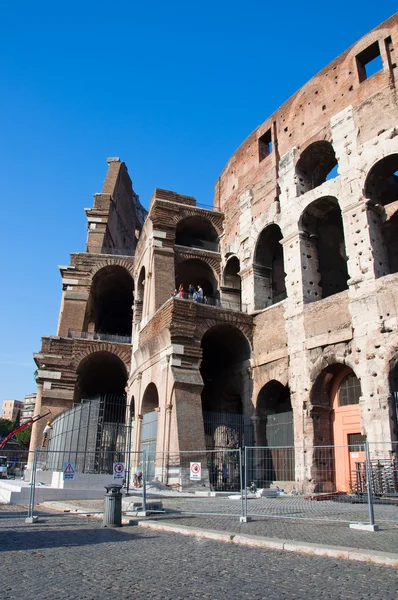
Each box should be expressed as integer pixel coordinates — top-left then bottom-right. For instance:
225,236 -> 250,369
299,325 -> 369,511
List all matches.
0,506 -> 397,600
48,496 -> 398,554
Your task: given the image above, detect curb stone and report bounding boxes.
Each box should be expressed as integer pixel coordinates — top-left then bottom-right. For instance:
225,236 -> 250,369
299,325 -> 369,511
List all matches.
137,520 -> 398,568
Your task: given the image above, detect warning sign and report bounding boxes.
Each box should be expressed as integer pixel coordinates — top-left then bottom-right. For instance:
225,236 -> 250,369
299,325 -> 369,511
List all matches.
190,462 -> 201,481
113,462 -> 125,480
63,462 -> 76,481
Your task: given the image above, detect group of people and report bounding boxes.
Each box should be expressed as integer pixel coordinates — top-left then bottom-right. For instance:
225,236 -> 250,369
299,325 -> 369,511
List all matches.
172,283 -> 204,302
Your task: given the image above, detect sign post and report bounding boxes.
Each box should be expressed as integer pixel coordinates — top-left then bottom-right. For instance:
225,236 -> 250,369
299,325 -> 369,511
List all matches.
63,462 -> 76,481
113,462 -> 125,480
190,462 -> 201,481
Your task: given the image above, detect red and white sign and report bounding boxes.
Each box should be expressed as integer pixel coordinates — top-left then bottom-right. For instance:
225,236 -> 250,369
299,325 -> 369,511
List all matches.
190,462 -> 201,481
113,462 -> 125,480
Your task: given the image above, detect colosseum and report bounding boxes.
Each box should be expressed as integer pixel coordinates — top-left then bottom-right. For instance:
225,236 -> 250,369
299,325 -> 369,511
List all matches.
31,14 -> 398,493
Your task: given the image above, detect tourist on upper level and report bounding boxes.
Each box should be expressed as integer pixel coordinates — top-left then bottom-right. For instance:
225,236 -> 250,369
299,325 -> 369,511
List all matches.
196,285 -> 204,303
188,283 -> 195,299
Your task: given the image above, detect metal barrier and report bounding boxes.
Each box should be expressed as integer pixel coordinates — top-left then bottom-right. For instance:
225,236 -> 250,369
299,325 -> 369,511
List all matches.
5,442 -> 395,526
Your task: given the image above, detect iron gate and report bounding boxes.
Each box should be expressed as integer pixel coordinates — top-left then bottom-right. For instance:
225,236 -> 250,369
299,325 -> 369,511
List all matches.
140,411 -> 158,481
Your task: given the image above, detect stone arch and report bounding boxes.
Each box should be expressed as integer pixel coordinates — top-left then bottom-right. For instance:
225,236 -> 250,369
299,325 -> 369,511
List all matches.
74,351 -> 128,425
364,153 -> 398,206
171,208 -> 224,238
296,140 -> 338,195
253,223 -> 286,309
388,355 -> 398,441
195,317 -> 253,352
90,258 -> 135,279
200,324 -> 251,413
221,255 -> 242,311
175,215 -> 220,252
141,382 -> 159,415
299,196 -> 349,300
86,265 -> 134,336
310,361 -> 363,492
174,257 -> 219,299
72,342 -> 131,371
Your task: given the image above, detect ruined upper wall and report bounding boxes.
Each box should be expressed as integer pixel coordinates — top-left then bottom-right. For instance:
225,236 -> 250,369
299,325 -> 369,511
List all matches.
86,158 -> 147,254
215,14 -> 398,247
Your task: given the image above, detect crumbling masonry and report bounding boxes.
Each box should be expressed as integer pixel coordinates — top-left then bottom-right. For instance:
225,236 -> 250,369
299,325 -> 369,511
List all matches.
31,15 -> 398,492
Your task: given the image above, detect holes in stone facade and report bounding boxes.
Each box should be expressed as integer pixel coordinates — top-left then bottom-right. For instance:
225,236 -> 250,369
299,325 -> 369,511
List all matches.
253,224 -> 286,310
296,141 -> 338,195
300,196 -> 349,300
259,129 -> 272,162
356,41 -> 383,82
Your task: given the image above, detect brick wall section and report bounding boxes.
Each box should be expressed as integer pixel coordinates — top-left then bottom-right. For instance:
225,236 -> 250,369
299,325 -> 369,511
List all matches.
216,14 -> 398,250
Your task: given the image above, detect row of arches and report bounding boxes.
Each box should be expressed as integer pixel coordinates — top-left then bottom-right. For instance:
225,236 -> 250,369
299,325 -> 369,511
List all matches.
70,321 -> 398,490
79,152 -> 398,340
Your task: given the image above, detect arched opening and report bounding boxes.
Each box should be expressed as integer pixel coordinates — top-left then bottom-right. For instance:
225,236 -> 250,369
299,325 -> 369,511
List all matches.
76,351 -> 127,403
311,364 -> 363,492
364,154 -> 398,206
49,351 -> 130,472
201,325 -> 252,489
140,383 -> 159,480
364,155 -> 398,278
300,197 -> 349,300
253,224 -> 286,309
174,258 -> 218,301
389,363 -> 398,442
382,211 -> 398,275
141,383 -> 159,415
296,141 -> 338,195
134,266 -> 146,324
175,216 -> 219,252
87,266 -> 134,337
221,256 -> 242,311
255,381 -> 294,483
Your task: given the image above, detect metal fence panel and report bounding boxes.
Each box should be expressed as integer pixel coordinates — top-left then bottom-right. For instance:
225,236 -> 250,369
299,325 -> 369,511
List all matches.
244,445 -> 376,525
368,441 -> 398,524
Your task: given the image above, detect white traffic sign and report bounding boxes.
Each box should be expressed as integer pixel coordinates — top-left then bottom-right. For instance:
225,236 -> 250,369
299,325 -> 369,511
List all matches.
190,462 -> 201,481
113,462 -> 125,480
63,462 -> 76,481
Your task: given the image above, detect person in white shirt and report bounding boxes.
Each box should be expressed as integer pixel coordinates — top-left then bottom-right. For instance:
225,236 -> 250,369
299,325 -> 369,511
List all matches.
42,421 -> 53,447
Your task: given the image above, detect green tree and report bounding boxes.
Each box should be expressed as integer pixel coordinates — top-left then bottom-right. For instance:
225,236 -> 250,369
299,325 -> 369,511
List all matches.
16,425 -> 31,449
0,418 -> 13,438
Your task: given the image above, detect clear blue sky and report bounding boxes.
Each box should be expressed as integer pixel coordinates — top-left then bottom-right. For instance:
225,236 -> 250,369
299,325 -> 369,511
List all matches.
0,3 -> 396,409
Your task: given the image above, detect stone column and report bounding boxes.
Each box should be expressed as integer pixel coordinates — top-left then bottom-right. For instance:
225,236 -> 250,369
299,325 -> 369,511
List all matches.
29,383 -> 43,454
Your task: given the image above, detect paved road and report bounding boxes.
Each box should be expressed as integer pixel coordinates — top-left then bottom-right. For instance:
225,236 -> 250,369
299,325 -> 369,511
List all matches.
0,507 -> 397,600
55,496 -> 398,554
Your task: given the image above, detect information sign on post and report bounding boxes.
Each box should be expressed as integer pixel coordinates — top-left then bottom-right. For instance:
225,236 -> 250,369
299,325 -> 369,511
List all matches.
113,462 -> 125,480
190,462 -> 201,481
63,462 -> 76,481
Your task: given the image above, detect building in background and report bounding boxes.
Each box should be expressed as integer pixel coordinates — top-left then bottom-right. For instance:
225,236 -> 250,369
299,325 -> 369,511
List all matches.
21,394 -> 37,424
29,15 -> 398,493
2,400 -> 24,422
